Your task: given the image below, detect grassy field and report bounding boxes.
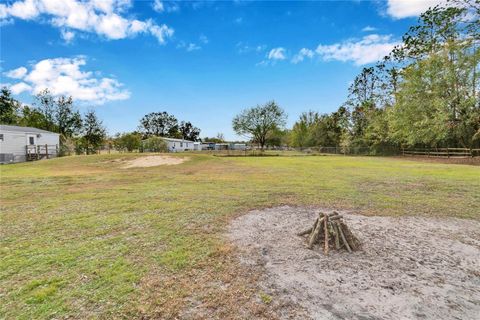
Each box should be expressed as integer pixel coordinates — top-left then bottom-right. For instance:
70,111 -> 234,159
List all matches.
1,154 -> 479,319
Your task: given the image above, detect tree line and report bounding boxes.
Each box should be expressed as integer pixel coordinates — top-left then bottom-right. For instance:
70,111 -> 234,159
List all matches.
0,88 -> 106,154
233,2 -> 479,152
2,2 -> 478,155
112,111 -> 201,152
287,2 -> 479,151
0,87 -> 203,154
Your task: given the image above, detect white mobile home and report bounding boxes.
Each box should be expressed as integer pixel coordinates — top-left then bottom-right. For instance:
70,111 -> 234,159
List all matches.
0,125 -> 60,164
163,137 -> 195,152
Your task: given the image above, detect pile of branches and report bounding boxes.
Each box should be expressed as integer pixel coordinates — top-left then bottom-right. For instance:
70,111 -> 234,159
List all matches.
297,211 -> 361,255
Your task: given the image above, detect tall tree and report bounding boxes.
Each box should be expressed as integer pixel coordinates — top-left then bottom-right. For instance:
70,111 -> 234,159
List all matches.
55,95 -> 82,138
138,112 -> 179,137
82,110 -> 106,154
33,89 -> 56,131
178,121 -> 201,141
232,101 -> 287,150
0,87 -> 21,124
18,106 -> 48,129
290,111 -> 320,147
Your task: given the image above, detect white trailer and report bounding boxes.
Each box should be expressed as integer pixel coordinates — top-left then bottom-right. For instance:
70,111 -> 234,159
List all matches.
0,125 -> 60,163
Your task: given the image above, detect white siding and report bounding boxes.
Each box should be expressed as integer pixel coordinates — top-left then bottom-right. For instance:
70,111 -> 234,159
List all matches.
0,129 -> 60,163
37,133 -> 60,147
0,132 -> 26,155
164,138 -> 195,152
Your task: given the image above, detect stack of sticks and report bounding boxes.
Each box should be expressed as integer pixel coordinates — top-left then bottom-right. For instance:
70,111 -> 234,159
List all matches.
297,211 -> 360,255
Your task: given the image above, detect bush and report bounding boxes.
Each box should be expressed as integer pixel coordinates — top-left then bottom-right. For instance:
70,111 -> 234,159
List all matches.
142,136 -> 168,152
114,132 -> 142,152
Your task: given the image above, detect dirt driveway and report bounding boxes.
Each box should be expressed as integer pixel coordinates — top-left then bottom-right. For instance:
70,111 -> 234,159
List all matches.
229,206 -> 480,320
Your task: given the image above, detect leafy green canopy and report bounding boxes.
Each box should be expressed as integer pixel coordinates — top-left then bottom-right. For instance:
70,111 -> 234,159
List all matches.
289,1 -> 479,150
232,101 -> 287,150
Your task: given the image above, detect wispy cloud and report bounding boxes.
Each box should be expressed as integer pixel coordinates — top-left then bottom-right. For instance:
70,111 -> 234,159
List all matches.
236,42 -> 266,54
385,0 -> 445,19
3,56 -> 130,104
186,43 -> 201,51
287,34 -> 399,66
176,34 -> 208,52
61,29 -> 75,43
5,66 -> 28,79
177,41 -> 201,52
291,48 -> 314,64
257,47 -> 287,66
0,0 -> 174,44
199,34 -> 209,44
152,0 -> 164,13
267,47 -> 286,60
361,26 -> 377,32
314,34 -> 399,65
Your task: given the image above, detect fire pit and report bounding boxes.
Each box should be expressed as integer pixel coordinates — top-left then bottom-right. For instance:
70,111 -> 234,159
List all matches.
297,211 -> 361,254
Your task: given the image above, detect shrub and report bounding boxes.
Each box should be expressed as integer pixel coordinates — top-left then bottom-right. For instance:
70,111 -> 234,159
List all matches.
142,136 -> 168,152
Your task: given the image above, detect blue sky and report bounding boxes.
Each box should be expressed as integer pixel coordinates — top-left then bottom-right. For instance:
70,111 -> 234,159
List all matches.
0,0 -> 441,139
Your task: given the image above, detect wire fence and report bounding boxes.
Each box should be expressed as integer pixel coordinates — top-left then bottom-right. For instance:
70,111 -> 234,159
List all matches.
208,146 -> 479,158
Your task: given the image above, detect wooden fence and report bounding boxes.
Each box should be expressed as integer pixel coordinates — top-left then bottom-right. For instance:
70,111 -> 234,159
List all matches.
25,144 -> 59,161
402,148 -> 480,158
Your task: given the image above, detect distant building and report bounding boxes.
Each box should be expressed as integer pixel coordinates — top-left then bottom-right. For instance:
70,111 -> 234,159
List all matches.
201,142 -> 216,150
199,142 -> 247,151
231,143 -> 247,150
162,137 -> 196,152
0,125 -> 60,164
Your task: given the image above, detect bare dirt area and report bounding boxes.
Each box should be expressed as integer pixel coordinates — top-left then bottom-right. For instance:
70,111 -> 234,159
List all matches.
228,206 -> 480,320
121,155 -> 189,168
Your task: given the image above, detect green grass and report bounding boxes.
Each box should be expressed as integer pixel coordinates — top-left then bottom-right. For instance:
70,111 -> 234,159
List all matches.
1,154 -> 479,318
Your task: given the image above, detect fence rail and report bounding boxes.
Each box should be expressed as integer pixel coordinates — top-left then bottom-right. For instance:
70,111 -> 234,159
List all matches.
25,144 -> 59,161
402,148 -> 480,158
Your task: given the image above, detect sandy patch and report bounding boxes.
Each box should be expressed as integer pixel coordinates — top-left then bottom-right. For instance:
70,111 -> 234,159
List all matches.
228,206 -> 480,320
121,155 -> 189,168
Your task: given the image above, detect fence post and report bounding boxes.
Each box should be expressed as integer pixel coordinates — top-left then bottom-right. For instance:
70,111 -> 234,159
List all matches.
447,148 -> 450,158
56,144 -> 59,156
37,145 -> 40,159
45,144 -> 49,159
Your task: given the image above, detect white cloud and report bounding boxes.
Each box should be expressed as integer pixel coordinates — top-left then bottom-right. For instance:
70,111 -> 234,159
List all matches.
10,82 -> 32,94
1,0 -> 174,44
174,33 -> 209,52
8,0 -> 40,20
199,34 -> 208,44
61,29 -> 75,43
267,47 -> 286,60
315,34 -> 399,65
148,22 -> 174,43
152,0 -> 164,13
0,4 -> 8,19
5,67 -> 28,79
291,48 -> 314,64
236,42 -> 266,54
186,43 -> 200,51
4,57 -> 130,104
386,0 -> 446,19
165,2 -> 180,13
177,41 -> 201,52
362,26 -> 377,32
